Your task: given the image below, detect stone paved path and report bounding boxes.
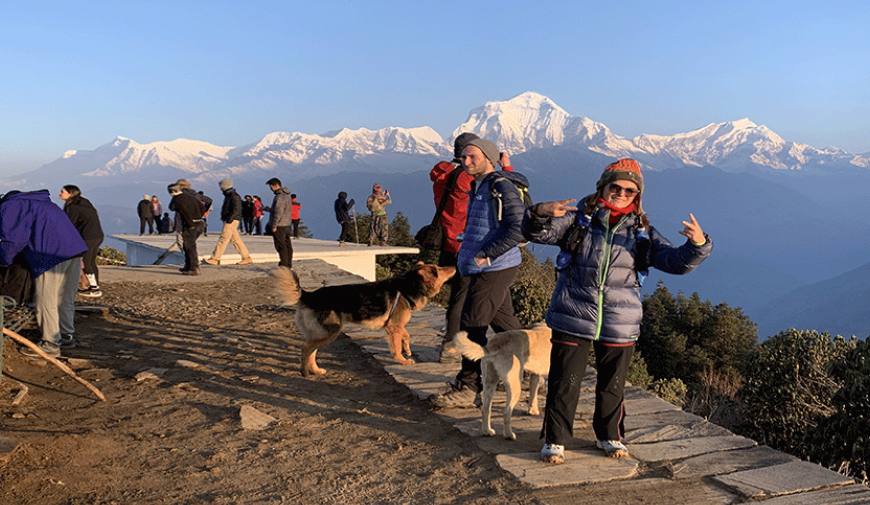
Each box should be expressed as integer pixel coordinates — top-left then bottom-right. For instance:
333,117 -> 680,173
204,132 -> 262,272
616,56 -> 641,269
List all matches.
340,299 -> 869,503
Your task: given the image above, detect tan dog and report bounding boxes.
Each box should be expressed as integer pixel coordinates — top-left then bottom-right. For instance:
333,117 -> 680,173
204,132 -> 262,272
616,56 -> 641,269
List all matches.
449,323 -> 551,440
273,263 -> 455,377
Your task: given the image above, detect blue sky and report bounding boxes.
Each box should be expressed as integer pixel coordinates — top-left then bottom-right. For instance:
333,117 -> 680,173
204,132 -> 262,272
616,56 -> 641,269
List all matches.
1,1 -> 868,175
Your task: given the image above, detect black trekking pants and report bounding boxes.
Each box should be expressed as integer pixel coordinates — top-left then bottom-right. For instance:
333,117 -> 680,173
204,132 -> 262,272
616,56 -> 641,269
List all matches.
454,266 -> 522,392
438,249 -> 470,339
181,222 -> 203,271
542,330 -> 634,445
273,226 -> 293,268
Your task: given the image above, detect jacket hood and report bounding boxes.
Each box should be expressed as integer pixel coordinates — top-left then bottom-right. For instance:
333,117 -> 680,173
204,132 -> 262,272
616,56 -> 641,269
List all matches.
273,187 -> 290,195
487,170 -> 528,187
2,189 -> 51,204
337,192 -> 347,200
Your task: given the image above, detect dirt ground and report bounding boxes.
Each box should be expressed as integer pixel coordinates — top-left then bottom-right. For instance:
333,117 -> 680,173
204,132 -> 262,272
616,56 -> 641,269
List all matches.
0,271 -> 541,505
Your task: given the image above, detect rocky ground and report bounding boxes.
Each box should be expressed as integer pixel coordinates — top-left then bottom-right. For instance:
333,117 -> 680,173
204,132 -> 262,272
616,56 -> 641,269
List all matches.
0,262 -> 538,505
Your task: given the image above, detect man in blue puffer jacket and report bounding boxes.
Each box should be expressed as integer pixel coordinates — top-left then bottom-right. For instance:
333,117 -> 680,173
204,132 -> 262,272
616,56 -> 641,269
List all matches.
432,138 -> 526,409
0,190 -> 87,357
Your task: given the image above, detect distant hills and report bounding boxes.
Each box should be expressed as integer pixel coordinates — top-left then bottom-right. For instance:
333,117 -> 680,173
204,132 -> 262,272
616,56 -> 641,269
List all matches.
3,91 -> 869,339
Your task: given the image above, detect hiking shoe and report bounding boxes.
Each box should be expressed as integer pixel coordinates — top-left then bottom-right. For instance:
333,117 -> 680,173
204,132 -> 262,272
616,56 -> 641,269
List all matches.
78,286 -> 102,298
430,385 -> 477,409
59,333 -> 77,349
21,340 -> 61,358
237,257 -> 254,265
182,269 -> 200,276
202,258 -> 220,266
596,440 -> 629,458
540,443 -> 566,464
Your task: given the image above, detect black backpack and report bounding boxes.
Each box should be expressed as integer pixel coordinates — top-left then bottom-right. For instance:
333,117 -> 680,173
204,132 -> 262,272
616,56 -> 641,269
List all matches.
490,173 -> 532,222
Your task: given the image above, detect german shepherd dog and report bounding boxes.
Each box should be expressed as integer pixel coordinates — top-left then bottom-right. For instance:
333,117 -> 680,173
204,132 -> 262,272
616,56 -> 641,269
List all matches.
273,263 -> 455,377
448,324 -> 552,440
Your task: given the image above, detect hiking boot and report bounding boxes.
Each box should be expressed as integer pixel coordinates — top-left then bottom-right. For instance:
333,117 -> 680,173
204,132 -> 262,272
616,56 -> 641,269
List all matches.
78,286 -> 102,298
59,333 -> 77,349
182,269 -> 200,276
21,340 -> 61,358
237,257 -> 254,265
202,258 -> 220,266
540,443 -> 565,464
430,385 -> 477,409
596,439 -> 629,458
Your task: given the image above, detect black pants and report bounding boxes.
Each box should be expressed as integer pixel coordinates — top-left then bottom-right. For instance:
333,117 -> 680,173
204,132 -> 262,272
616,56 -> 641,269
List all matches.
454,266 -> 522,392
438,249 -> 470,339
181,222 -> 203,272
542,330 -> 635,445
83,238 -> 103,282
243,216 -> 253,234
292,219 -> 300,238
139,216 -> 154,235
338,220 -> 355,242
273,226 -> 293,268
254,217 -> 262,235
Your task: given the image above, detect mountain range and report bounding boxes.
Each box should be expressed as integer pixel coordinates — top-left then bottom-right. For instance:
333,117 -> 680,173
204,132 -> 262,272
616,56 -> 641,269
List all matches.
7,91 -> 869,188
3,91 -> 870,339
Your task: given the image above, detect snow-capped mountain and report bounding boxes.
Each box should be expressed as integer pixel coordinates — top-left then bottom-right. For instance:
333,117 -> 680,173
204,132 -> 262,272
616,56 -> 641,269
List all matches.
453,92 -> 865,171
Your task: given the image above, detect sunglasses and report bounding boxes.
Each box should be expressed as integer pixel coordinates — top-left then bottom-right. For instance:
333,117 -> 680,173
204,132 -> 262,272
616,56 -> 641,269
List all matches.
607,183 -> 638,197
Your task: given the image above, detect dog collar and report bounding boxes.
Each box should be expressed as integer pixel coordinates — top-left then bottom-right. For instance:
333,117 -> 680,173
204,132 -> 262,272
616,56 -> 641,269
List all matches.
386,291 -> 416,323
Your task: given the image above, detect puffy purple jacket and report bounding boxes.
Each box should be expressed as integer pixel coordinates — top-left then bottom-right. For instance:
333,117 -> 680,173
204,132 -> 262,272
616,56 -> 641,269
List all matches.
0,190 -> 87,277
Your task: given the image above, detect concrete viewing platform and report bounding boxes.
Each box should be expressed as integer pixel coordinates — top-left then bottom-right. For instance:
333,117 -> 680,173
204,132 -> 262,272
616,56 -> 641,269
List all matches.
112,234 -> 418,281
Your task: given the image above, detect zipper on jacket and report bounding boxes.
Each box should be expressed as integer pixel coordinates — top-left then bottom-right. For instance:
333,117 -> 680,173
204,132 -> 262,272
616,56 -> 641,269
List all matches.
593,215 -> 627,340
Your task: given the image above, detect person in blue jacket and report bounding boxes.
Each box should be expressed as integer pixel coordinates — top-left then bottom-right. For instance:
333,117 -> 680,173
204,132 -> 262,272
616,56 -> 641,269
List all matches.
522,159 -> 713,463
0,190 -> 87,357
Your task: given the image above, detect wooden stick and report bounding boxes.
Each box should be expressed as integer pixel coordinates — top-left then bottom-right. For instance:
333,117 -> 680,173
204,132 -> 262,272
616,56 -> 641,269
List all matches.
2,327 -> 106,402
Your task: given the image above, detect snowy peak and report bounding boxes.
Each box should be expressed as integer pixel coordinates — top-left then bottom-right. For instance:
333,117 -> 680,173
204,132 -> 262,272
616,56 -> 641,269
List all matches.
81,137 -> 233,176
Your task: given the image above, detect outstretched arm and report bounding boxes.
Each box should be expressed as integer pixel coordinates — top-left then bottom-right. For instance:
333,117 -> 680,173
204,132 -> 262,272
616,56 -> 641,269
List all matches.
521,199 -> 578,245
649,213 -> 712,274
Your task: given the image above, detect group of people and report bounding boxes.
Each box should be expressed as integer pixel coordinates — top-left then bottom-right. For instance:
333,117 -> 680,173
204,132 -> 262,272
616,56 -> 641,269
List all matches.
423,133 -> 712,463
136,194 -> 174,235
331,183 -> 393,246
0,185 -> 106,358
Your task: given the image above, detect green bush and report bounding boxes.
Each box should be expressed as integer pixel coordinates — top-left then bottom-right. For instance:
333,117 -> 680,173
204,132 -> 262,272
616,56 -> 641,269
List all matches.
652,378 -> 688,407
97,246 -> 126,265
509,248 -> 555,327
739,329 -> 855,457
814,339 -> 870,482
626,351 -> 652,389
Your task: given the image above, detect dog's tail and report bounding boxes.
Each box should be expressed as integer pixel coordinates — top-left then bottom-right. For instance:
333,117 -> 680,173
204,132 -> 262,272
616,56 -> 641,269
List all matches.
450,331 -> 486,361
272,267 -> 303,306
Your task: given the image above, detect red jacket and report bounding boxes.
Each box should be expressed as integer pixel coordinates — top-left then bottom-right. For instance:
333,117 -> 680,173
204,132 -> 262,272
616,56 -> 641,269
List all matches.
291,199 -> 301,220
429,160 -> 513,255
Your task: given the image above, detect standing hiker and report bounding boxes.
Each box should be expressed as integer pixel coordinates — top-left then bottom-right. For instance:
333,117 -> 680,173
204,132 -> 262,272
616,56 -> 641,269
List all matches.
253,195 -> 264,235
266,178 -> 293,269
431,138 -> 526,409
428,132 -> 515,361
523,158 -> 713,463
59,185 -> 104,298
366,184 -> 391,246
0,190 -> 87,357
168,183 -> 205,275
334,191 -> 356,244
203,178 -> 253,266
137,194 -> 154,235
242,194 -> 254,235
290,193 -> 302,238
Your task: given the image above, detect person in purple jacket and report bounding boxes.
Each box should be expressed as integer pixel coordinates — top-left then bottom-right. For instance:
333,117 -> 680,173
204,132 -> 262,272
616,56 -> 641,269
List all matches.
0,190 -> 87,357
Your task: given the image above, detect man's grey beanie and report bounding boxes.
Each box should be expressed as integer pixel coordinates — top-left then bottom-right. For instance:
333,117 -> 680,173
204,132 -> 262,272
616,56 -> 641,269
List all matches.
219,178 -> 233,191
464,138 -> 500,167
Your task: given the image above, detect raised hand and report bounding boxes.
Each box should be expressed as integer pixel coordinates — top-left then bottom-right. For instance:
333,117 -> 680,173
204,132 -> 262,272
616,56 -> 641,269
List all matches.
499,152 -> 511,168
536,199 -> 578,218
680,213 -> 706,245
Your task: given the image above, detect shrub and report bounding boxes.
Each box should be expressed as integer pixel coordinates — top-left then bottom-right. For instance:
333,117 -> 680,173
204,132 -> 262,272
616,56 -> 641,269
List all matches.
97,246 -> 126,265
509,248 -> 555,327
814,339 -> 870,482
652,378 -> 688,407
739,329 -> 855,457
626,351 -> 652,389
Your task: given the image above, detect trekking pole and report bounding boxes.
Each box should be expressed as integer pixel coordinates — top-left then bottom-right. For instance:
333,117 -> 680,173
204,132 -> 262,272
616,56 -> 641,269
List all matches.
353,213 -> 359,244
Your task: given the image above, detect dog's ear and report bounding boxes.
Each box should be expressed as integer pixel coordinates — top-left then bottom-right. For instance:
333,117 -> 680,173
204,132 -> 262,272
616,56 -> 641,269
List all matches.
417,264 -> 438,288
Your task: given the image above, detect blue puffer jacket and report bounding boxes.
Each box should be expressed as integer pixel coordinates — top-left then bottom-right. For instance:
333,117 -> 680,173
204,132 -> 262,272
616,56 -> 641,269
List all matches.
522,201 -> 713,344
457,170 -> 528,276
0,190 -> 88,277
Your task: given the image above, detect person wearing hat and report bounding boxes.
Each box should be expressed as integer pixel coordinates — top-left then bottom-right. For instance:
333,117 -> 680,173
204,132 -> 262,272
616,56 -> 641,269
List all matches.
366,183 -> 392,246
168,183 -> 205,275
431,138 -> 526,409
137,194 -> 155,235
428,132 -> 515,362
522,158 -> 713,464
266,177 -> 293,268
203,178 -> 253,266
